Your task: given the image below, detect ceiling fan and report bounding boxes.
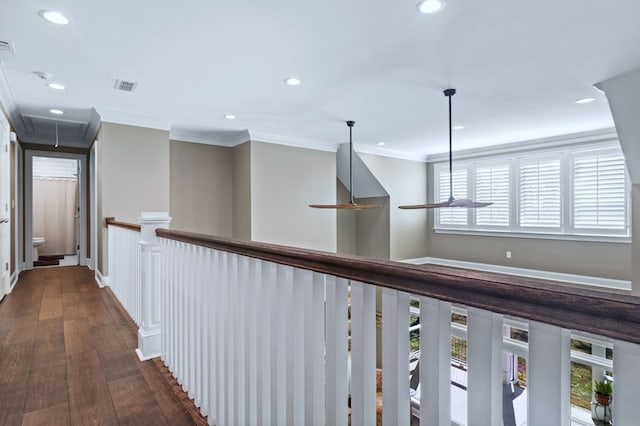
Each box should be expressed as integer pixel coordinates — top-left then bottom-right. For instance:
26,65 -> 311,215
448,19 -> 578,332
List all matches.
399,89 -> 493,209
309,120 -> 380,210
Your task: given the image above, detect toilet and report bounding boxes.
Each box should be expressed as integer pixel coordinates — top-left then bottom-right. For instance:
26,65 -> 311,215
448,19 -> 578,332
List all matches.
33,237 -> 45,261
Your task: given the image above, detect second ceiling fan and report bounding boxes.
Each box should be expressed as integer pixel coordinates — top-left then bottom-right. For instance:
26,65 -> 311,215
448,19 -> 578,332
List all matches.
399,89 -> 493,209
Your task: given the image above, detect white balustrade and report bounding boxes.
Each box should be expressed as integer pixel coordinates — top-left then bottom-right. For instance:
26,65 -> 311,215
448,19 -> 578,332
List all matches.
107,223 -> 142,326
104,214 -> 640,426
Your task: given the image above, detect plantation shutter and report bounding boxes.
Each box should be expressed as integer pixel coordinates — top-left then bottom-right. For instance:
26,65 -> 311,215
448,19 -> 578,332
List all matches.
437,166 -> 468,226
573,150 -> 627,231
474,163 -> 510,227
519,157 -> 561,228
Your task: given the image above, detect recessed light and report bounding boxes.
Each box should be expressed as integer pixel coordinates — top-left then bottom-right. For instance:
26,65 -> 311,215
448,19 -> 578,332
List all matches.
285,77 -> 301,86
575,97 -> 595,104
39,10 -> 69,25
47,83 -> 66,90
223,114 -> 236,120
49,109 -> 64,115
453,125 -> 465,130
417,0 -> 446,14
377,142 -> 386,146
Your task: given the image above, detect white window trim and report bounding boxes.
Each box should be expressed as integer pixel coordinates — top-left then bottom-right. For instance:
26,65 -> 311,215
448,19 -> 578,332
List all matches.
433,140 -> 630,241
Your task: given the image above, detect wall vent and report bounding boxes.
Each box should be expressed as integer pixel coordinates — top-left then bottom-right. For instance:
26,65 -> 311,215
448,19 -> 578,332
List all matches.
114,79 -> 138,92
0,40 -> 14,53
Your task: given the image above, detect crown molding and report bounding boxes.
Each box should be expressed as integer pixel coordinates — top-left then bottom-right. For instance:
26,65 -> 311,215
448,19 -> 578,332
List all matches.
426,127 -> 618,162
170,128 -> 250,147
355,145 -> 428,162
0,61 -> 26,135
95,107 -> 171,131
249,131 -> 338,153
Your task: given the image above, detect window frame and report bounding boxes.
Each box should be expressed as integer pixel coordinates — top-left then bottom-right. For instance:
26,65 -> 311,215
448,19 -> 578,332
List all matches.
433,141 -> 630,240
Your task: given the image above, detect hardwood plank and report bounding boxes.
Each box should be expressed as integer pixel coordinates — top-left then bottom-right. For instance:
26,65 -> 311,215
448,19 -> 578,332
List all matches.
90,324 -> 139,382
108,374 -> 168,425
38,298 -> 63,321
32,318 -> 65,361
4,320 -> 38,347
0,342 -> 34,392
0,389 -> 27,426
41,278 -> 62,300
67,350 -> 119,426
137,359 -> 196,426
63,319 -> 92,355
21,402 -> 70,426
24,353 -> 68,413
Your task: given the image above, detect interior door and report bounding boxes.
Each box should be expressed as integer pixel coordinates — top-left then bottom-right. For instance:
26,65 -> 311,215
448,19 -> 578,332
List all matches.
0,121 -> 10,299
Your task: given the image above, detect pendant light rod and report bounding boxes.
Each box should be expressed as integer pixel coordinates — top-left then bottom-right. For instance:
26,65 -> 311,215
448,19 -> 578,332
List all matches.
348,120 -> 355,204
398,88 -> 493,209
309,120 -> 380,210
444,88 -> 456,202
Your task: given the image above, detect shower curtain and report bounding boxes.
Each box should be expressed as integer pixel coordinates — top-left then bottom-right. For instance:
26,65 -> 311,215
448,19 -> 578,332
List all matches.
33,177 -> 78,256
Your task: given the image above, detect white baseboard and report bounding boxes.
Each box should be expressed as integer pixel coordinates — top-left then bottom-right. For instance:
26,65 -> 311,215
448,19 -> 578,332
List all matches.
86,258 -> 93,270
401,256 -> 631,291
95,269 -> 109,288
9,269 -> 19,292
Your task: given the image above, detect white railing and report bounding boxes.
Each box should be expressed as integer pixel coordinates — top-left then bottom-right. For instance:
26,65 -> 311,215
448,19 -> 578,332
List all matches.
107,222 -> 142,326
106,212 -> 640,426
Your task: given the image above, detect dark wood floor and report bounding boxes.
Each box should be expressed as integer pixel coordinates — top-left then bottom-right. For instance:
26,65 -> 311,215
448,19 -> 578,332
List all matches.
0,266 -> 206,426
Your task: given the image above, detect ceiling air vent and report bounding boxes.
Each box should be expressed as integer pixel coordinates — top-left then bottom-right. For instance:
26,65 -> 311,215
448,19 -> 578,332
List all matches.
114,79 -> 137,92
0,40 -> 15,53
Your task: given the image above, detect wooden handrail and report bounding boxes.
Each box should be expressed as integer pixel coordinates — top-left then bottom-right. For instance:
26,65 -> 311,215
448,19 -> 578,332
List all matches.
105,217 -> 141,232
156,228 -> 640,345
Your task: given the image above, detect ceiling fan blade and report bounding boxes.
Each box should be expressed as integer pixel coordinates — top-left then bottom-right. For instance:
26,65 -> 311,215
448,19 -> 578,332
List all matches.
398,201 -> 452,209
309,203 -> 381,210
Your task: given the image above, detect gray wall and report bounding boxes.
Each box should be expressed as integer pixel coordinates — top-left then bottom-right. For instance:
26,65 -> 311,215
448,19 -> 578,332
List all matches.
426,163 -> 632,281
98,123 -> 170,275
336,182 -> 357,255
360,153 -> 428,261
633,184 -> 640,295
232,142 -> 252,241
250,141 -> 337,252
169,140 -> 233,237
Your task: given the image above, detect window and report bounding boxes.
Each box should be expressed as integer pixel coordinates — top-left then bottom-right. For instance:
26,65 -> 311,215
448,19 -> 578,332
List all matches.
434,142 -> 629,239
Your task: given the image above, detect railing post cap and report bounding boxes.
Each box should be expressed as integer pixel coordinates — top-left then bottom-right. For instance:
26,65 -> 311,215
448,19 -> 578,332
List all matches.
139,212 -> 171,224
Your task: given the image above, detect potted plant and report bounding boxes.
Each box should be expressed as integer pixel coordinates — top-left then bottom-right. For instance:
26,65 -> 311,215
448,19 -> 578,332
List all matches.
593,378 -> 613,406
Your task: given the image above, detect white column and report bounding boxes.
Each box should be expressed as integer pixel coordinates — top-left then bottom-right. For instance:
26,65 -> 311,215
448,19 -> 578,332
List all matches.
135,212 -> 171,361
419,297 -> 451,426
613,339 -> 640,425
467,307 -> 503,426
527,321 -> 570,426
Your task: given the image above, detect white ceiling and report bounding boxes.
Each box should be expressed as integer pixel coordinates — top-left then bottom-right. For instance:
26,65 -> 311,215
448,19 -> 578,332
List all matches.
1,0 -> 639,156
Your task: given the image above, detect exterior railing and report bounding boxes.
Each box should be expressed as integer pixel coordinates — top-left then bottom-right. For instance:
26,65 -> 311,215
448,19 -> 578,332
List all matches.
105,213 -> 640,426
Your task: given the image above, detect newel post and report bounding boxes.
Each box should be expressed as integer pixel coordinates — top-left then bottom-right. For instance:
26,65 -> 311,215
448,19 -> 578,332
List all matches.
135,211 -> 171,361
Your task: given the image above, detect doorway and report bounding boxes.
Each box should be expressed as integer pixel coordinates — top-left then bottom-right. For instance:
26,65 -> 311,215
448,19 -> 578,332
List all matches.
24,150 -> 87,269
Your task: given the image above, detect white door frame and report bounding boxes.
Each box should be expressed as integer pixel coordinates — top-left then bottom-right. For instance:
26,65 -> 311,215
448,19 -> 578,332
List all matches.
24,150 -> 87,269
0,112 -> 10,298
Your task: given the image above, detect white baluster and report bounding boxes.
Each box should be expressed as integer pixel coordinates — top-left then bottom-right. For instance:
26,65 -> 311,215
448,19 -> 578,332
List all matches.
306,272 -> 326,426
419,297 -> 451,426
613,339 -> 640,425
325,276 -> 349,426
275,265 -> 294,426
246,258 -> 261,425
527,321 -> 570,426
382,288 -> 410,426
467,307 -> 503,426
236,255 -> 248,425
292,268 -> 310,425
259,261 -> 277,426
350,281 -> 376,426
